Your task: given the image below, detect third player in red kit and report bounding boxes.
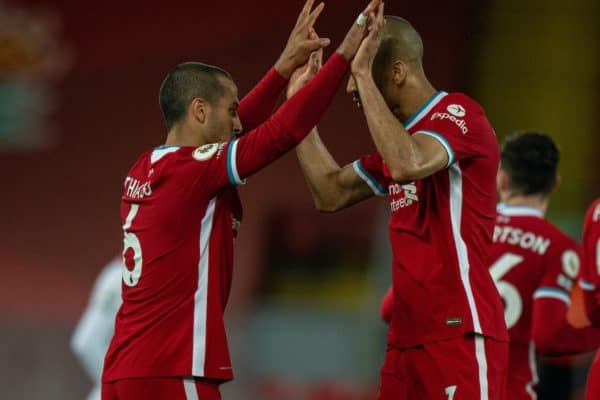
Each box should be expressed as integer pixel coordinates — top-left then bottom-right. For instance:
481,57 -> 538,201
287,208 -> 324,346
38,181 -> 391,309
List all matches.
580,197 -> 600,400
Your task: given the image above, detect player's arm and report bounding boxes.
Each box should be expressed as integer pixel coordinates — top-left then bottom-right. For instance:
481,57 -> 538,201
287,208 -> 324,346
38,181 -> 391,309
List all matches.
295,129 -> 375,212
237,0 -> 332,133
194,0 -> 384,194
531,298 -> 600,355
351,5 -> 449,182
70,260 -> 122,381
531,246 -> 600,355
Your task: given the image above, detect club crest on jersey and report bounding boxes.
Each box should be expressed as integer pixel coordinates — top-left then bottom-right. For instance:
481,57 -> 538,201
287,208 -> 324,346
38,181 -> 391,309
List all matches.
193,143 -> 219,161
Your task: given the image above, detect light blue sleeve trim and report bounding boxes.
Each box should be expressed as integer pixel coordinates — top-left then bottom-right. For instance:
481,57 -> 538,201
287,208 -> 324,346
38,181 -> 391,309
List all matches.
533,287 -> 571,305
352,160 -> 386,196
413,130 -> 456,168
580,280 -> 597,291
226,139 -> 246,186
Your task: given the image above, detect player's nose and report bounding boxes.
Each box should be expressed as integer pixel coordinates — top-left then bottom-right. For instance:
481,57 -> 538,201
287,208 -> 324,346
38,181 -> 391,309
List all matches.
232,116 -> 242,135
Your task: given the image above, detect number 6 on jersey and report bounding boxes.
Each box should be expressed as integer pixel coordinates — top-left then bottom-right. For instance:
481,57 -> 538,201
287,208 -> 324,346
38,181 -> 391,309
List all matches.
122,204 -> 143,286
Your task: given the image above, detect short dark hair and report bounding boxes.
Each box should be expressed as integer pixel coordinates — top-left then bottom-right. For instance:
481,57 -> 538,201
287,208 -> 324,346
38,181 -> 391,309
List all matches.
159,62 -> 232,130
500,132 -> 560,196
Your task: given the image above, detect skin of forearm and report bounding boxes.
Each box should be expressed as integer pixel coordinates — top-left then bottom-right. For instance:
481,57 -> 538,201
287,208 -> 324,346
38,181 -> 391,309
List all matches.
354,74 -> 422,182
295,129 -> 344,211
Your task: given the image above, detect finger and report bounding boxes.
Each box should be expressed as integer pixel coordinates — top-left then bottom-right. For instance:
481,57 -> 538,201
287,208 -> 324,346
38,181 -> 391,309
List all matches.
295,0 -> 315,27
309,28 -> 319,40
307,2 -> 325,28
363,0 -> 383,18
377,3 -> 385,25
304,37 -> 331,51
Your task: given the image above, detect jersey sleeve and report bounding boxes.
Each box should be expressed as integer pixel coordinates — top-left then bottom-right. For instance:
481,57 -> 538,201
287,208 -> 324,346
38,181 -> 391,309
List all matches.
181,53 -> 350,198
413,99 -> 489,167
237,67 -> 288,134
352,150 -> 387,196
580,200 -> 600,326
532,239 -> 581,306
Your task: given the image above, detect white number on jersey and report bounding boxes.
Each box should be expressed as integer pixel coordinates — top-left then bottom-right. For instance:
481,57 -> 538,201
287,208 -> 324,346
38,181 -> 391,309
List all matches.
122,204 -> 143,287
490,253 -> 524,329
445,385 -> 457,400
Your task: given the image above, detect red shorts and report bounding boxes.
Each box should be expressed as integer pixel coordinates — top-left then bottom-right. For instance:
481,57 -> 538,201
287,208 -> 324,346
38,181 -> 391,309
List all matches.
102,377 -> 221,400
586,353 -> 600,400
377,334 -> 508,400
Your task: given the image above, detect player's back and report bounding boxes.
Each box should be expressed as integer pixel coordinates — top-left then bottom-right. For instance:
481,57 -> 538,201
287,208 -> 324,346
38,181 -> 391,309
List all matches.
489,204 -> 579,398
103,144 -> 241,382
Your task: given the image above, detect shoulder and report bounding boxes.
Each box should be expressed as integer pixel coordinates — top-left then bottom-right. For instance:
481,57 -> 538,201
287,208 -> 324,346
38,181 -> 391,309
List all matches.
584,198 -> 600,226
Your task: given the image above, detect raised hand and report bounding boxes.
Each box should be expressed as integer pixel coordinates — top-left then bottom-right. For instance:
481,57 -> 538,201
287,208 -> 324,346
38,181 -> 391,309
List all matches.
336,0 -> 382,61
287,30 -> 324,98
275,0 -> 331,79
351,2 -> 385,77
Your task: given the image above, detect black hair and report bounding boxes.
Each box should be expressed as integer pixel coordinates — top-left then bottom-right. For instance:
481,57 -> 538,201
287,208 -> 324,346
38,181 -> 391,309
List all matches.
500,132 -> 560,195
158,62 -> 232,130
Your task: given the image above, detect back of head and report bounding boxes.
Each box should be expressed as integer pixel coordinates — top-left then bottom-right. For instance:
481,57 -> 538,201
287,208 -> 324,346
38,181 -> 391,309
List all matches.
159,62 -> 232,130
372,16 -> 424,87
500,132 -> 560,196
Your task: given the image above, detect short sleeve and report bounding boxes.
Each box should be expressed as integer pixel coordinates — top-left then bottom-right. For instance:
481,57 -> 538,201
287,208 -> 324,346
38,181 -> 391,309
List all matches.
414,98 -> 493,167
533,241 -> 581,306
352,150 -> 387,197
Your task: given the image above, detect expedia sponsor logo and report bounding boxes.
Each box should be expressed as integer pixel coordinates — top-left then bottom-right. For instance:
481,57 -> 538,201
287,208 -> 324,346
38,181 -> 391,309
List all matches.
431,106 -> 469,135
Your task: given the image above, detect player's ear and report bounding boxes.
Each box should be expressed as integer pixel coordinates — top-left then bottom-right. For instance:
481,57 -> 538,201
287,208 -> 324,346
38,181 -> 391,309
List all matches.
190,98 -> 210,124
392,60 -> 407,86
553,173 -> 561,191
496,168 -> 510,194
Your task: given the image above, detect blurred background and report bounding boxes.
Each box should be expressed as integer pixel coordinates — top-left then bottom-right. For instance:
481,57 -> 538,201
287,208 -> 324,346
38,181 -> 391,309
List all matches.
0,0 -> 599,398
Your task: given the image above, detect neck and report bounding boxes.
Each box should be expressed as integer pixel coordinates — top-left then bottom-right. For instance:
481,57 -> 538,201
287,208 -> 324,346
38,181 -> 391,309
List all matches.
396,77 -> 437,123
500,193 -> 549,216
164,124 -> 206,147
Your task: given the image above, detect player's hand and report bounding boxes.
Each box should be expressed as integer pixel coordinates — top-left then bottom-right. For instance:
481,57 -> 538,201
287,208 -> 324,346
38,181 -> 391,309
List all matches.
336,0 -> 382,61
287,30 -> 324,98
274,0 -> 330,79
351,2 -> 385,78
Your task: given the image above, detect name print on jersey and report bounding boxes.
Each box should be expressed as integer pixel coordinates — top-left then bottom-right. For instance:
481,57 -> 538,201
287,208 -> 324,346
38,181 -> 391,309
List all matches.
493,225 -> 550,256
389,182 -> 418,212
124,176 -> 152,200
430,104 -> 469,134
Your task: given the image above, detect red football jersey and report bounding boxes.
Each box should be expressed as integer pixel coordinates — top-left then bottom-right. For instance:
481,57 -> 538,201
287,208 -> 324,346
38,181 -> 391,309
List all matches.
102,55 -> 349,383
581,198 -> 600,324
356,92 -> 508,348
489,204 -> 581,399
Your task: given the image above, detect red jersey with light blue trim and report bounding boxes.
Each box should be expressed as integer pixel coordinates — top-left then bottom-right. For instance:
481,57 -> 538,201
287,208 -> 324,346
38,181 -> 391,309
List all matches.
489,205 -> 581,399
581,198 -> 600,325
102,54 -> 350,383
355,91 -> 508,348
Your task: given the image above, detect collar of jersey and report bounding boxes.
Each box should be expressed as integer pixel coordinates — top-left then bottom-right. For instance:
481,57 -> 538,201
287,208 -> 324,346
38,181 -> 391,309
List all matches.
404,91 -> 448,130
155,145 -> 180,149
497,203 -> 544,218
